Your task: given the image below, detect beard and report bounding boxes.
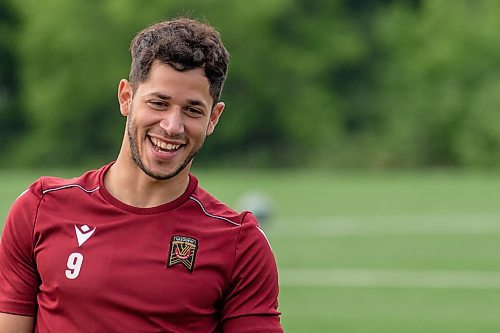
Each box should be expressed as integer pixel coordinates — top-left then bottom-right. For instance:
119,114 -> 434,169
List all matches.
126,111 -> 204,181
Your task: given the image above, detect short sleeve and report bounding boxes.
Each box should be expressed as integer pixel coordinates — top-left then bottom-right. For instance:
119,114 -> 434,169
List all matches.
0,183 -> 41,316
221,213 -> 283,333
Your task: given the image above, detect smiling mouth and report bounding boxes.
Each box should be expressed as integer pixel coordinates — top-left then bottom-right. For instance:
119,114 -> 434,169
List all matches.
149,136 -> 183,153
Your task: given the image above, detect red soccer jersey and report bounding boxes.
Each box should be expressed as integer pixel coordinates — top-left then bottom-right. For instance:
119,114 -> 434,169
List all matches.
0,164 -> 282,332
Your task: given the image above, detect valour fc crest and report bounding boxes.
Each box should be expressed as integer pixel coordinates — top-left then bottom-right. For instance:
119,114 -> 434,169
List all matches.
167,236 -> 198,272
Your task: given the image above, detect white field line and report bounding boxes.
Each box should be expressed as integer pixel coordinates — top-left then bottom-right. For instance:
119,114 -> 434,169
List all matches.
279,268 -> 500,289
270,214 -> 500,237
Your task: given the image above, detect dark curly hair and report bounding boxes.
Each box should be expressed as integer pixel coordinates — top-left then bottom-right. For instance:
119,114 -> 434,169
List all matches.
129,17 -> 230,104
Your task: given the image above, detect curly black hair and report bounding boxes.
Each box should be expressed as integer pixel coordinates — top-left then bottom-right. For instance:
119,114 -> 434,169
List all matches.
129,17 -> 230,104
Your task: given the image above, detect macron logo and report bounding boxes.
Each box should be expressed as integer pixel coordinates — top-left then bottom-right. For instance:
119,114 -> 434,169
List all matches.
75,225 -> 96,247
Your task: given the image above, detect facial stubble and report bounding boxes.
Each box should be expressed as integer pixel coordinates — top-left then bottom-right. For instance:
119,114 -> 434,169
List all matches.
126,108 -> 205,181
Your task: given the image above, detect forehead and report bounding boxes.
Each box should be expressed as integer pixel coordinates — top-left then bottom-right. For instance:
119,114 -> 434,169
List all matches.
137,62 -> 212,104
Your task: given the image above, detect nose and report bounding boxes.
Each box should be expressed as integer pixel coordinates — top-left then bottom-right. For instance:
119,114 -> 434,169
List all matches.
159,107 -> 184,136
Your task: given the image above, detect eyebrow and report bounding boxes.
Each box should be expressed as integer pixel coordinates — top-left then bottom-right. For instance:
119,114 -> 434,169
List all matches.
147,92 -> 171,100
147,93 -> 208,109
186,99 -> 208,109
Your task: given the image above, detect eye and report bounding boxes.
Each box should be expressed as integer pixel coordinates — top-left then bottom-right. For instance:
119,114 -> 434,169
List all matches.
148,100 -> 168,110
185,107 -> 204,117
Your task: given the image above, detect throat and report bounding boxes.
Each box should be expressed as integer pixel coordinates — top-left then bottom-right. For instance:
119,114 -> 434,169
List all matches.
105,161 -> 190,208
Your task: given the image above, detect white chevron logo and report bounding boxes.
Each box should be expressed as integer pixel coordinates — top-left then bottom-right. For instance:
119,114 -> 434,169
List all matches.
75,224 -> 96,247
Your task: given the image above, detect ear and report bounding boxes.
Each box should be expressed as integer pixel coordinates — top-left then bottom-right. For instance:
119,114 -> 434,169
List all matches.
118,79 -> 133,116
207,102 -> 225,136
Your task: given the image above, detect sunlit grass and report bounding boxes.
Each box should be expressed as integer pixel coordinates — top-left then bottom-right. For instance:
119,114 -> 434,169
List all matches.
1,168 -> 500,332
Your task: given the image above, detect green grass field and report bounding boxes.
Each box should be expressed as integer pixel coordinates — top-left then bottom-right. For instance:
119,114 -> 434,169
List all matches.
2,168 -> 500,332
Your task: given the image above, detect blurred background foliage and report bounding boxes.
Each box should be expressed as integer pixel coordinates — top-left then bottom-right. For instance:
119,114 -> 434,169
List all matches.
1,0 -> 500,169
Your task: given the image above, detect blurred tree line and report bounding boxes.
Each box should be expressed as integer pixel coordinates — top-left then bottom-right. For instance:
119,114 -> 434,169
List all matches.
1,0 -> 499,169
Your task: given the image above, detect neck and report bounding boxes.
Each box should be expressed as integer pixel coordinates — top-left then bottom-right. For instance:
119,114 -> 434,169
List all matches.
104,153 -> 190,208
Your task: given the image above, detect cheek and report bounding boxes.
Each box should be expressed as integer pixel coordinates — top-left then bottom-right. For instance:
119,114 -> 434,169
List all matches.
197,122 -> 212,139
126,116 -> 134,133
128,110 -> 156,134
127,114 -> 139,135
184,118 -> 209,136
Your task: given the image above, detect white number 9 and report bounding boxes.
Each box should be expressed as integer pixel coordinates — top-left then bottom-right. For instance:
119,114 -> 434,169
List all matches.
65,252 -> 84,279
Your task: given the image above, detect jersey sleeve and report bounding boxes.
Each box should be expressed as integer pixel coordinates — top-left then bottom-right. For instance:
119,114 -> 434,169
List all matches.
221,213 -> 283,333
0,182 -> 41,316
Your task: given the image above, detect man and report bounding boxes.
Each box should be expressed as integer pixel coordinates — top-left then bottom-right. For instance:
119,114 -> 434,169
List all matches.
0,17 -> 282,332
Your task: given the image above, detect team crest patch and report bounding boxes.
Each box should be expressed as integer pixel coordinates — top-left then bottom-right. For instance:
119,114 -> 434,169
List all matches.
167,236 -> 198,272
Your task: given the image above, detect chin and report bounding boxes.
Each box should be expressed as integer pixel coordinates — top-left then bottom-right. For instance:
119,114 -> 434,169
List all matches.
141,162 -> 187,181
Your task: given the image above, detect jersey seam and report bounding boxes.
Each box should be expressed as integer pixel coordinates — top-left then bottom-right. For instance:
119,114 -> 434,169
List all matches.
42,184 -> 100,195
32,181 -> 46,273
188,196 -> 241,226
226,211 -> 252,294
227,215 -> 244,301
32,192 -> 43,260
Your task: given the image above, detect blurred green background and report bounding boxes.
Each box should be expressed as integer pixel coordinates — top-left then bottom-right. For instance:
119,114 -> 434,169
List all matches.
2,0 -> 500,169
2,0 -> 500,332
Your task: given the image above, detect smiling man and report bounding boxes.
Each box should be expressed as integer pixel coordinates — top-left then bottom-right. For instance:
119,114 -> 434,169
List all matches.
0,18 -> 283,332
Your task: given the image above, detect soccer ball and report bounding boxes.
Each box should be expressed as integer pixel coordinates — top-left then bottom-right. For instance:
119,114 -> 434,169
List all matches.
235,191 -> 273,225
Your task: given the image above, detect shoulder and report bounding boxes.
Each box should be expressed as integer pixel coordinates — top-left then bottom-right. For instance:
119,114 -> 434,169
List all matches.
10,166 -> 105,211
189,182 -> 273,254
5,166 -> 107,238
188,184 -> 247,228
188,183 -> 268,241
35,166 -> 104,197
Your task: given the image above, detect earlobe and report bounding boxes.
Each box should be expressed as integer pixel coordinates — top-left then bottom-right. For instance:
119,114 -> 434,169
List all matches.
207,102 -> 225,136
118,79 -> 133,116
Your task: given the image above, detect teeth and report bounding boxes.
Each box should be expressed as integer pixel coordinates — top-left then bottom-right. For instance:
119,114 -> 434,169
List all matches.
167,143 -> 179,150
151,137 -> 180,151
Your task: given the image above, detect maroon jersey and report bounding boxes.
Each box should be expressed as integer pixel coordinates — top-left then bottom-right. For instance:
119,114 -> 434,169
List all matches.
0,164 -> 282,332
